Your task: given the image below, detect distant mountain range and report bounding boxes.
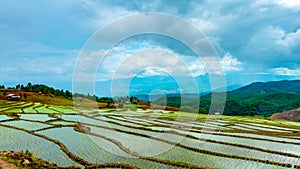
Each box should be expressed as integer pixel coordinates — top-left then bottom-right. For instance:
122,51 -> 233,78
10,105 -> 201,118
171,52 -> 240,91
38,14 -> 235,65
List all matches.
232,79 -> 300,94
135,84 -> 243,101
143,79 -> 300,117
135,93 -> 200,102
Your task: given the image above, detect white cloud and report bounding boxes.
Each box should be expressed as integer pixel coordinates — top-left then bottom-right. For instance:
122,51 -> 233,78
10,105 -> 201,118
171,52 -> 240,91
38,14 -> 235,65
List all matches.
136,67 -> 168,77
272,67 -> 300,76
189,18 -> 218,33
112,47 -> 193,78
276,0 -> 300,10
188,61 -> 207,77
92,44 -> 243,81
242,26 -> 300,61
1,0 -> 299,87
221,53 -> 243,71
275,28 -> 300,52
94,46 -> 204,81
199,53 -> 242,75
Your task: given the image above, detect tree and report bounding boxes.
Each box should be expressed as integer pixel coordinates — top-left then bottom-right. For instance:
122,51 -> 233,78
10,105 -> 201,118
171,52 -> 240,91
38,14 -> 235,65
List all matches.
131,100 -> 139,105
180,105 -> 197,113
130,96 -> 134,103
16,84 -> 20,90
26,82 -> 32,91
107,99 -> 114,108
198,107 -> 206,114
65,90 -> 72,98
44,88 -> 50,94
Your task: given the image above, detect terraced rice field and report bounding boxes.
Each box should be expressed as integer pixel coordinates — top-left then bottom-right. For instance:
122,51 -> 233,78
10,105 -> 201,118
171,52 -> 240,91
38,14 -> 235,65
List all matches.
1,101 -> 300,168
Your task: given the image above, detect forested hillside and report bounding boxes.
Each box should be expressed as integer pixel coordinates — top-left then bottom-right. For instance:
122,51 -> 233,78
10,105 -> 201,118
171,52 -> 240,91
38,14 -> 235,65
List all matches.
153,80 -> 300,117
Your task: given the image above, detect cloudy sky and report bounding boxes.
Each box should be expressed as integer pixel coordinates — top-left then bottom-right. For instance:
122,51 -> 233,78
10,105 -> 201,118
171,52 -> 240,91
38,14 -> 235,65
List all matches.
1,0 -> 300,96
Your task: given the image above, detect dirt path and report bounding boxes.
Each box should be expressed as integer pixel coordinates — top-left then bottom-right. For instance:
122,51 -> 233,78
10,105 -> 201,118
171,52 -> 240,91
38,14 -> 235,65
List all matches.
0,157 -> 19,169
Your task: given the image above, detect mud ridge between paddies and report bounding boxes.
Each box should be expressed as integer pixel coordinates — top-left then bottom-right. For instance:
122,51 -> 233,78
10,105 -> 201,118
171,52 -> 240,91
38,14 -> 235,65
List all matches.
0,151 -> 79,169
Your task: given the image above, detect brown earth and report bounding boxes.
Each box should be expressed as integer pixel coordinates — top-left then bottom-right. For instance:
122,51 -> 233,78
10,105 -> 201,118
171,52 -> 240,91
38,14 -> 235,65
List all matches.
0,90 -> 108,108
0,157 -> 19,169
0,89 -> 179,111
0,89 -> 73,106
0,151 -> 80,169
269,109 -> 300,121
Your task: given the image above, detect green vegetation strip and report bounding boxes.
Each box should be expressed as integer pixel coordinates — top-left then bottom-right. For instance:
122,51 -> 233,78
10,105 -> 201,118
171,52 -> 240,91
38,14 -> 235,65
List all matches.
0,102 -> 23,109
48,106 -> 78,114
20,102 -> 35,113
46,105 -> 62,113
0,102 -> 28,110
35,105 -> 58,114
32,104 -> 44,113
0,102 -> 33,112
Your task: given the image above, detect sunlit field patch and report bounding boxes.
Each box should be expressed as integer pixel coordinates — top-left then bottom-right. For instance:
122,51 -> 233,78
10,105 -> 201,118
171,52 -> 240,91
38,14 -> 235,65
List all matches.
34,105 -> 58,114
48,105 -> 78,114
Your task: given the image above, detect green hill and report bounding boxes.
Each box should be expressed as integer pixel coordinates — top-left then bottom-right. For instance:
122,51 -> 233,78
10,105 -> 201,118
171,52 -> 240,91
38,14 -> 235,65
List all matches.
233,80 -> 300,94
154,80 -> 300,117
